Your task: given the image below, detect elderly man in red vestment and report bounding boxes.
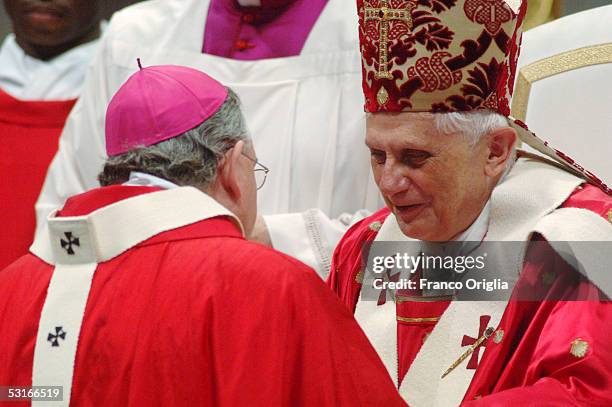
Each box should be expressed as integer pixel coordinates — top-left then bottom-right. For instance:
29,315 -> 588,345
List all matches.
0,0 -> 103,269
0,65 -> 406,406
328,0 -> 612,405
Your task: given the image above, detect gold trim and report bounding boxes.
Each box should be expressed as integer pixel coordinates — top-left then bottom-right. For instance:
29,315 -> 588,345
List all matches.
396,294 -> 454,303
512,43 -> 612,121
397,316 -> 441,323
607,209 -> 612,225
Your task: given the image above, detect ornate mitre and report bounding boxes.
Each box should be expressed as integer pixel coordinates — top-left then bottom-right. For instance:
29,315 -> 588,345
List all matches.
357,0 -> 610,194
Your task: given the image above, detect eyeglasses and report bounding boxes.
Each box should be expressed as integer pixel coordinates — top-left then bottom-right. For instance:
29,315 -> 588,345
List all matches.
242,153 -> 270,190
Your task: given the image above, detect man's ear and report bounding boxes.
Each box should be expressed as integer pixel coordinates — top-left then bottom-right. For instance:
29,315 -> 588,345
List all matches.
217,140 -> 245,200
484,127 -> 517,178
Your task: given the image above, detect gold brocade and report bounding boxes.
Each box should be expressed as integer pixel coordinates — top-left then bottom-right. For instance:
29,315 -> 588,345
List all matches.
512,43 -> 612,121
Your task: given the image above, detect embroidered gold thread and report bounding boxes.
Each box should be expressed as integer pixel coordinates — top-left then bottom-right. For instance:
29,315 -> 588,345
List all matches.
396,294 -> 454,303
364,0 -> 415,79
570,338 -> 589,358
493,329 -> 504,344
541,271 -> 556,286
397,316 -> 441,323
607,209 -> 612,224
512,43 -> 612,121
377,86 -> 390,106
355,269 -> 365,284
369,221 -> 383,232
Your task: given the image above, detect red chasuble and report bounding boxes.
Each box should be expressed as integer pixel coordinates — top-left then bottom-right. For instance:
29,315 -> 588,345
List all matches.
0,89 -> 75,270
0,186 -> 405,406
328,185 -> 612,405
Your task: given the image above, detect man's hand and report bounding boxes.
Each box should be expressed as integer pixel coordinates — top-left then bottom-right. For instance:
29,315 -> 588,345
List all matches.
248,215 -> 273,247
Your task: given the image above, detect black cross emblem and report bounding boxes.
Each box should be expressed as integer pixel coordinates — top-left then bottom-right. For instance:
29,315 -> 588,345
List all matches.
48,326 -> 66,347
60,232 -> 80,255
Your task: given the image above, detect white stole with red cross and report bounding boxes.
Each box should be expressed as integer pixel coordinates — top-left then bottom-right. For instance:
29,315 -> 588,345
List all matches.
29,187 -> 241,407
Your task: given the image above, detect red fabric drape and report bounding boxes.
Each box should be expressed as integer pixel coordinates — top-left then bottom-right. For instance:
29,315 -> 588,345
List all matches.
0,88 -> 76,270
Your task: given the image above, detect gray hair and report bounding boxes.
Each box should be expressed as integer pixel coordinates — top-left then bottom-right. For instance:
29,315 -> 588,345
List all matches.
432,110 -> 517,176
99,88 -> 249,189
433,110 -> 509,146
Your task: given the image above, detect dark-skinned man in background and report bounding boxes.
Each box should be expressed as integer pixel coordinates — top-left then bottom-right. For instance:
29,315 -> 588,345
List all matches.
0,0 -> 103,269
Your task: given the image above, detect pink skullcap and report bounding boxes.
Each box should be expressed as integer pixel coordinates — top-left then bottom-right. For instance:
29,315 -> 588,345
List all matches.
105,64 -> 228,156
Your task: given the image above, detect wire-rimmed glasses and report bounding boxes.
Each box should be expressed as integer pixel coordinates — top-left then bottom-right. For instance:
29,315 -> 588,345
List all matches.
242,153 -> 270,190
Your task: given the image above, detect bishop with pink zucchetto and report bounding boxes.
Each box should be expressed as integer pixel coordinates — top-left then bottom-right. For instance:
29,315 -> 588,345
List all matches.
35,0 -> 384,280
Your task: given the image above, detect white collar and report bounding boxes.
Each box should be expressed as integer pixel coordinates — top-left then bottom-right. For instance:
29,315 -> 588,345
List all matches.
453,200 -> 490,243
419,200 -> 491,259
123,172 -> 180,190
31,187 -> 243,265
0,23 -> 105,100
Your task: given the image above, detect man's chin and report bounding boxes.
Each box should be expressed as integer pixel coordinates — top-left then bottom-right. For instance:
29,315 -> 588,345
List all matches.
392,205 -> 427,235
396,217 -> 427,240
395,216 -> 446,242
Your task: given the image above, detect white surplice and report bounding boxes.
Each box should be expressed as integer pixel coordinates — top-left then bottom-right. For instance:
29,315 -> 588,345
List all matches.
0,28 -> 103,100
35,0 -> 383,278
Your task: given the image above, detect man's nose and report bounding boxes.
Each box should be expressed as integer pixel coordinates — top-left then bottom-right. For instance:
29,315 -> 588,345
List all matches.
378,160 -> 411,197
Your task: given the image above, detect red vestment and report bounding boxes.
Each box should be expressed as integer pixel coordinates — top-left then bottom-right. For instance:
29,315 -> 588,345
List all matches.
328,185 -> 612,405
0,186 -> 405,406
0,89 -> 75,270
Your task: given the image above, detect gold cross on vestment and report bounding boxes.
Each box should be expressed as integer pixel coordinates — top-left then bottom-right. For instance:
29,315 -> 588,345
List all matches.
441,327 -> 495,379
364,0 -> 415,79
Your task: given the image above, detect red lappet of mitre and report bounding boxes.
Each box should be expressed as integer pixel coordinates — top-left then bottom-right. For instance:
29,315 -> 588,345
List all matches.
357,0 -> 610,194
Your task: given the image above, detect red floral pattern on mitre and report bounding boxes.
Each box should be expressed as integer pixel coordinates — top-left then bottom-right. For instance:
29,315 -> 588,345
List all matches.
464,0 -> 514,35
357,0 -> 524,114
